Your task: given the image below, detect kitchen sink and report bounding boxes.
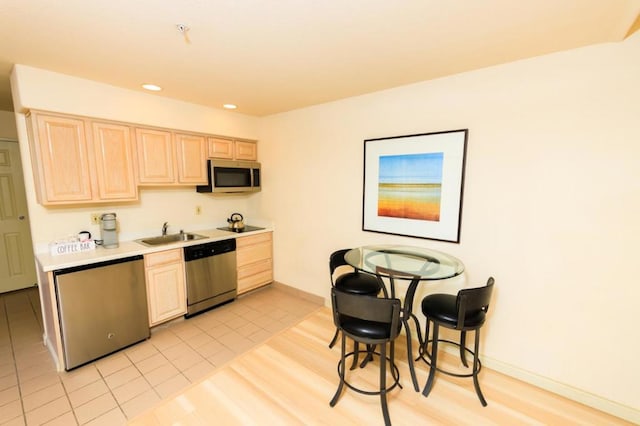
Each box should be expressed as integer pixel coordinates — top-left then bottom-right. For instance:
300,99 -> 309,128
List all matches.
136,232 -> 207,247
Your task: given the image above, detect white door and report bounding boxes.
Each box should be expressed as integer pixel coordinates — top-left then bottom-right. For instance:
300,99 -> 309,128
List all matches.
0,139 -> 37,293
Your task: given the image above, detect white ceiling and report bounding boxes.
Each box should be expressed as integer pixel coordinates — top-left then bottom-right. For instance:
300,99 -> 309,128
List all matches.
1,0 -> 638,116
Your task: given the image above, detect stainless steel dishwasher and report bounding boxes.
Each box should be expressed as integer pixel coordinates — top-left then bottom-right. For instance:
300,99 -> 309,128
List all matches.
184,238 -> 237,317
53,255 -> 149,370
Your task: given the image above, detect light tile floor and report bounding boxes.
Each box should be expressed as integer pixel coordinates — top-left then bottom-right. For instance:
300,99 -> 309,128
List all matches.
0,285 -> 323,425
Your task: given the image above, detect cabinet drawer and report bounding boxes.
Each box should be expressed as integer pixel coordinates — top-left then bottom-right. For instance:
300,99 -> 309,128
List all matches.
144,248 -> 183,267
238,270 -> 273,292
238,259 -> 272,280
237,242 -> 272,267
236,232 -> 272,248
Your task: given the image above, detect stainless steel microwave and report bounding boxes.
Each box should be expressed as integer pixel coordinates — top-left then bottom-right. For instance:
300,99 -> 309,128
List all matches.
197,159 -> 261,193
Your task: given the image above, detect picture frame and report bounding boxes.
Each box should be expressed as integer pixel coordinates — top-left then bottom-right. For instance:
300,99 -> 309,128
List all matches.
362,129 -> 468,243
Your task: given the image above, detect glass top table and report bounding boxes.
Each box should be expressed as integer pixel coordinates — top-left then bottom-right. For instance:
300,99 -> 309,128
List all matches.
344,245 -> 465,391
344,245 -> 464,283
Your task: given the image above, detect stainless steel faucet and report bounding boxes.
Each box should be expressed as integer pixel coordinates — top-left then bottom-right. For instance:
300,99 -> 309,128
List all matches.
162,222 -> 169,236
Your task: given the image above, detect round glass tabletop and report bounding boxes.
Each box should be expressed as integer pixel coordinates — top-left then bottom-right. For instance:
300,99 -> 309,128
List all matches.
344,245 -> 464,281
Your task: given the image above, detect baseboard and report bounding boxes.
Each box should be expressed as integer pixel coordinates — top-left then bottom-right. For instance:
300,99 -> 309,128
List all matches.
442,345 -> 640,424
271,281 -> 325,306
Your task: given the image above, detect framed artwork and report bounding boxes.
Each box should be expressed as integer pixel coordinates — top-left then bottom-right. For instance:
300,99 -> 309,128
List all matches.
362,129 -> 468,243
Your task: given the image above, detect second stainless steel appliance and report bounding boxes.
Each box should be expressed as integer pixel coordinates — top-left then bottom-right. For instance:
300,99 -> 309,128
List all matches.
53,255 -> 149,370
184,239 -> 237,317
196,159 -> 261,193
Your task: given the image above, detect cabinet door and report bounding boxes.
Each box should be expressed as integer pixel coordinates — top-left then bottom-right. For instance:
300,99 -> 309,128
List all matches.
92,122 -> 138,200
32,114 -> 93,203
146,262 -> 186,326
207,137 -> 234,159
175,133 -> 207,184
135,128 -> 175,184
235,141 -> 257,161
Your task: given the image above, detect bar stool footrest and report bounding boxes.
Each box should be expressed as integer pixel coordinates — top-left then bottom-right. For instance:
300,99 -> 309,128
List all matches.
417,338 -> 482,378
338,350 -> 402,395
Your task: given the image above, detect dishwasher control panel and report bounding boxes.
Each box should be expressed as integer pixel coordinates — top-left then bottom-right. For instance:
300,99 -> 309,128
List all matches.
184,239 -> 236,261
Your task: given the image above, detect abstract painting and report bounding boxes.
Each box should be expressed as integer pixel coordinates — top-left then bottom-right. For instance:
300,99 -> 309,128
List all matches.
378,152 -> 444,221
363,130 -> 467,242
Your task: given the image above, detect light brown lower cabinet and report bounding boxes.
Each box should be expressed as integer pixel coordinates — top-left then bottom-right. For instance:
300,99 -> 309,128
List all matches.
144,248 -> 187,326
236,232 -> 273,294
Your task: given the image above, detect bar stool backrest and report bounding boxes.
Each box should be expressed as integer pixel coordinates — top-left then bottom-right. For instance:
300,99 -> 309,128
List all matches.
331,288 -> 401,341
329,249 -> 354,286
455,277 -> 495,330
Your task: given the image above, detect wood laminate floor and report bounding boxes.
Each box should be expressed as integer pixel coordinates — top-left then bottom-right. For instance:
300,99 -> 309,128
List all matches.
130,307 -> 632,425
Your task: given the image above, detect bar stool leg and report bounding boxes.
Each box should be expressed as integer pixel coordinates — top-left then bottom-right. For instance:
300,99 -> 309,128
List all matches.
328,329 -> 339,348
330,334 -> 347,406
422,323 -> 439,397
350,341 -> 360,370
419,319 -> 431,359
379,342 -> 391,426
472,329 -> 487,406
459,331 -> 468,367
359,344 -> 375,368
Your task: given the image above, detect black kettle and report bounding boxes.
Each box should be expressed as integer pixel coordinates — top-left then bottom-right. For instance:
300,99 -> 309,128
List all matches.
227,213 -> 245,230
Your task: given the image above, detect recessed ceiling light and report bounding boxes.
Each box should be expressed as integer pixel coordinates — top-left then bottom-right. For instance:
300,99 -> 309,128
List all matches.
142,84 -> 162,91
223,104 -> 237,110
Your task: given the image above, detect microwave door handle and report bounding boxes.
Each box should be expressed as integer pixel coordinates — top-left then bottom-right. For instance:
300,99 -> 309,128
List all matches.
252,168 -> 259,189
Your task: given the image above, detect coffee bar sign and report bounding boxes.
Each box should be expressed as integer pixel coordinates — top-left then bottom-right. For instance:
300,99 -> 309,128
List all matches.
49,240 -> 96,256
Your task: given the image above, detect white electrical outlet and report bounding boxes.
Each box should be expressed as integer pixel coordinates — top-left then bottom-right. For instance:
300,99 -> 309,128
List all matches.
195,206 -> 202,215
90,213 -> 100,225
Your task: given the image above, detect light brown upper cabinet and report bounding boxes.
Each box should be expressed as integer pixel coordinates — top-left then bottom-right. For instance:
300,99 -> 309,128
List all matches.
175,133 -> 207,184
26,109 -> 255,204
92,122 -> 138,200
208,137 -> 257,161
135,128 -> 176,184
26,111 -> 138,205
136,129 -> 207,185
207,137 -> 233,159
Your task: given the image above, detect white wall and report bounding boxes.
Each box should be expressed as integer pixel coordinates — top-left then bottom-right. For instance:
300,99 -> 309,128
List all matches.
0,110 -> 18,139
258,35 -> 640,420
10,65 -> 262,249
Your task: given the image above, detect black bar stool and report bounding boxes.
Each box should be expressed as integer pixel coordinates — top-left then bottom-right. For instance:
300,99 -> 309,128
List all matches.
328,249 -> 387,352
418,277 -> 495,406
329,287 -> 402,426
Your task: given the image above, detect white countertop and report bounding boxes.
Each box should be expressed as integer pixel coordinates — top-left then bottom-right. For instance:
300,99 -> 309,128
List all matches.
36,227 -> 272,272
